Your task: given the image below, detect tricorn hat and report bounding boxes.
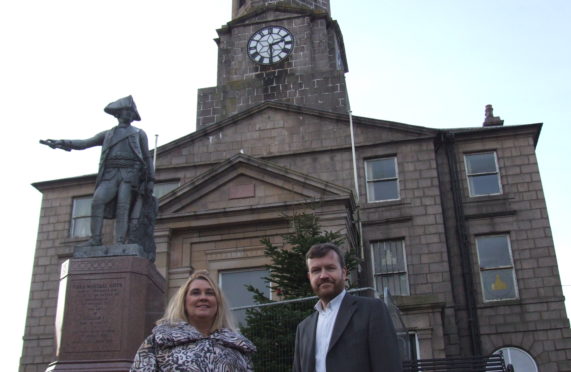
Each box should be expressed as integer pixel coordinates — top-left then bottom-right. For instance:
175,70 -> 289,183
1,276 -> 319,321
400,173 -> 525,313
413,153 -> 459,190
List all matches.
104,95 -> 141,121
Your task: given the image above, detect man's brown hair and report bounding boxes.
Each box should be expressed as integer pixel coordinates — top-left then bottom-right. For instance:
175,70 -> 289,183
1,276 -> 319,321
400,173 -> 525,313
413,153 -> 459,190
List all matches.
306,242 -> 345,268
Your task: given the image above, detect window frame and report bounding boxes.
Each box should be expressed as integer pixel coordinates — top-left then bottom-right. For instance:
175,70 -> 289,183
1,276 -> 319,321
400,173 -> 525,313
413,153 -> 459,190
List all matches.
70,195 -> 92,238
365,156 -> 400,203
493,347 -> 538,372
398,331 -> 420,361
475,234 -> 519,302
218,267 -> 271,327
464,151 -> 502,197
153,180 -> 180,199
370,239 -> 410,296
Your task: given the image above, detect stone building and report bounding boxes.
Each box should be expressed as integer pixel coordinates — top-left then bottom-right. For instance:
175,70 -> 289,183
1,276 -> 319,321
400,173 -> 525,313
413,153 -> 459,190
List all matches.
21,0 -> 571,371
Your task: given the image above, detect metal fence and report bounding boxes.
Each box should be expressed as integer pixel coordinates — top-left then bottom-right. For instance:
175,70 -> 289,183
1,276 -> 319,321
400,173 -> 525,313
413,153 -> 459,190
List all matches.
231,288 -> 410,372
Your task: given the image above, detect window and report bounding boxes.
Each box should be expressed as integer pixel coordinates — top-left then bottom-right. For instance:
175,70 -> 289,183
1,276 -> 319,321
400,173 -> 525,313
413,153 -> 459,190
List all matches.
153,181 -> 179,199
476,235 -> 518,302
399,332 -> 419,361
70,196 -> 92,238
464,152 -> 501,196
219,268 -> 270,327
493,347 -> 538,372
365,157 -> 400,202
371,239 -> 409,296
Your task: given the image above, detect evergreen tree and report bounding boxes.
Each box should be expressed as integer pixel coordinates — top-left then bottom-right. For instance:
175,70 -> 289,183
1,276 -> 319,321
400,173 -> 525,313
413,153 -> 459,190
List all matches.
240,213 -> 359,372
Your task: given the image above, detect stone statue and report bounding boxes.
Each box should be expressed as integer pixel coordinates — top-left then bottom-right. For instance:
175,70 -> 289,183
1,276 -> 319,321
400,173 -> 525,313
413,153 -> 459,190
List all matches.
41,96 -> 157,261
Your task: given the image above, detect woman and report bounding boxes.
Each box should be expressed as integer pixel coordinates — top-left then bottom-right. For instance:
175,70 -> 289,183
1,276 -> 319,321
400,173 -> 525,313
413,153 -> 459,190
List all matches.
130,270 -> 256,371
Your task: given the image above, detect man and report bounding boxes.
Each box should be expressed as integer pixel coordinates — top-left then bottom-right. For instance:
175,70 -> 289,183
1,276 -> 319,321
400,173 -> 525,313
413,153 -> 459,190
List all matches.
293,243 -> 402,372
43,96 -> 155,251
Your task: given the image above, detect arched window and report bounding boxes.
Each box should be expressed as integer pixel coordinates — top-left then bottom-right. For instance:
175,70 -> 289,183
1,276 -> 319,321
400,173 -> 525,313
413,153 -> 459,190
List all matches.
494,347 -> 538,372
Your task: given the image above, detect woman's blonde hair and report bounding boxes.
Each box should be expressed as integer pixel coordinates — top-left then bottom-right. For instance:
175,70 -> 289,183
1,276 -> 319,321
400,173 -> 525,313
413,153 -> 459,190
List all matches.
158,270 -> 236,332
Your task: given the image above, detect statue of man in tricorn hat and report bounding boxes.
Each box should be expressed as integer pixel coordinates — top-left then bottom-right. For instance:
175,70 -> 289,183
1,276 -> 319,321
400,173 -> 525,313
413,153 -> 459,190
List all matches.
41,95 -> 156,261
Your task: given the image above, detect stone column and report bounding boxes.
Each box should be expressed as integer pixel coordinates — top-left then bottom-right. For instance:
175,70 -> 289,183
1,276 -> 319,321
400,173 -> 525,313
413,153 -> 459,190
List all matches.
46,256 -> 166,372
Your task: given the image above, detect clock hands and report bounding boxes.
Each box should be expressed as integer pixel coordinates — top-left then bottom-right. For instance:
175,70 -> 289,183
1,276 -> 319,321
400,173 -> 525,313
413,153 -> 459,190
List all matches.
248,26 -> 293,65
269,36 -> 284,61
270,37 -> 284,47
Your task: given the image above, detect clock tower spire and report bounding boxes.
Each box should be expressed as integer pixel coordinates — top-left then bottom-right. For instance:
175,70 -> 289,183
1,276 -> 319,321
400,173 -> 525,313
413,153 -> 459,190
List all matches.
232,0 -> 330,19
197,0 -> 348,129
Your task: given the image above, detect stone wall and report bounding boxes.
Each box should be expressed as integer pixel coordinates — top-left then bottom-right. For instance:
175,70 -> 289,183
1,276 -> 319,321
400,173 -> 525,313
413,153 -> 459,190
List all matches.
456,132 -> 571,371
198,11 -> 347,128
21,181 -> 92,371
21,114 -> 571,371
233,0 -> 330,19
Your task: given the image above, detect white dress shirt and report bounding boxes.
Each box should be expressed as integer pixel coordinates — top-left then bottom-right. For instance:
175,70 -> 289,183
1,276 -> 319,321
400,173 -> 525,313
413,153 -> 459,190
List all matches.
314,290 -> 346,372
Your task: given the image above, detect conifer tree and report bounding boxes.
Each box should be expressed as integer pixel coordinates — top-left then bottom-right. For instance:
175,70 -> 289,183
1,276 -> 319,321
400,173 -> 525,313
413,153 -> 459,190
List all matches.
240,213 -> 358,372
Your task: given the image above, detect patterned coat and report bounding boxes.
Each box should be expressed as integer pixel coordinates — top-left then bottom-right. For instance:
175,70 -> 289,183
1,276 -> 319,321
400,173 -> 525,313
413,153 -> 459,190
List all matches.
130,322 -> 256,372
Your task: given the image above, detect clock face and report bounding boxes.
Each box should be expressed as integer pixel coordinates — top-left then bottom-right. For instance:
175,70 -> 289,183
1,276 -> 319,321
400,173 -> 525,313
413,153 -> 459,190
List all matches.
247,26 -> 294,65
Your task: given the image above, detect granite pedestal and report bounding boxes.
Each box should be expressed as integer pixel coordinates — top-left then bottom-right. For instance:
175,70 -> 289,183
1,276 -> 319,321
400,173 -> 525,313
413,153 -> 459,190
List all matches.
73,243 -> 146,259
46,255 -> 165,371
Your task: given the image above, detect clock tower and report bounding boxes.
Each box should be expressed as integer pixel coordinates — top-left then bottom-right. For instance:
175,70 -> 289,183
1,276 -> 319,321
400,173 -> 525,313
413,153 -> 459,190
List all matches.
197,0 -> 349,128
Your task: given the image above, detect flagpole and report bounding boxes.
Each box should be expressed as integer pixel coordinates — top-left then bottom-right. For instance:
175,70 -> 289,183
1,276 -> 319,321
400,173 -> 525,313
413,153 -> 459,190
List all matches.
153,134 -> 158,172
347,100 -> 365,265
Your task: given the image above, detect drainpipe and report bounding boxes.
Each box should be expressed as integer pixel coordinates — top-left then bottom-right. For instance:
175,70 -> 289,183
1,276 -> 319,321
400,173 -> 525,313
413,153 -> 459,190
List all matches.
443,132 -> 482,356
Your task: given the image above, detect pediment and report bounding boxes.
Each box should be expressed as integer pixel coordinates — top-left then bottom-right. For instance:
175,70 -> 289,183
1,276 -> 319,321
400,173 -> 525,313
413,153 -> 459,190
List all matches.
157,102 -> 438,168
159,153 -> 352,216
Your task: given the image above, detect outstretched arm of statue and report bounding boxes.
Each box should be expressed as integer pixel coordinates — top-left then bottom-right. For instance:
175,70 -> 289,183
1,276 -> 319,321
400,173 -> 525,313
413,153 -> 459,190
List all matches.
39,139 -> 72,151
39,131 -> 107,151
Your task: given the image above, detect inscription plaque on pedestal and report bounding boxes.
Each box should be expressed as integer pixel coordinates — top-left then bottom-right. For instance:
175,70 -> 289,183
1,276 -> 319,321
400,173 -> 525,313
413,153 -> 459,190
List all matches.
65,278 -> 124,353
46,256 -> 165,372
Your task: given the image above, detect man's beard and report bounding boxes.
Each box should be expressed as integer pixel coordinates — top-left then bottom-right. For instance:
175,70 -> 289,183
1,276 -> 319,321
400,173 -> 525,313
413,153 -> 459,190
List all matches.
313,279 -> 344,302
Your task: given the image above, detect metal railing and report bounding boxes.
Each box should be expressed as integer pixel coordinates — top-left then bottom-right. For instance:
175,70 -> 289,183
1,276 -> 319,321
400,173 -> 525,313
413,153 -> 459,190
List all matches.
403,352 -> 514,372
233,289 -> 514,372
232,287 -> 410,372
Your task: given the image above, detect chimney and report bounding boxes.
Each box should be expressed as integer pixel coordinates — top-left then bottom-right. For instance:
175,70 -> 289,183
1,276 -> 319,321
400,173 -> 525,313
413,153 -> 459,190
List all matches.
483,104 -> 504,127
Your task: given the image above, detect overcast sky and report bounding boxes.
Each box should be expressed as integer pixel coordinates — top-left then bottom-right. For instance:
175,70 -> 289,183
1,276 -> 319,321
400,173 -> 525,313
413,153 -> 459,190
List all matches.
1,1 -> 570,369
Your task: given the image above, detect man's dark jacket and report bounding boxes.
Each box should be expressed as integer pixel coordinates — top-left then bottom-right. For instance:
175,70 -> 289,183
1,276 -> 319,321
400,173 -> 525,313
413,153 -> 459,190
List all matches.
293,293 -> 402,372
